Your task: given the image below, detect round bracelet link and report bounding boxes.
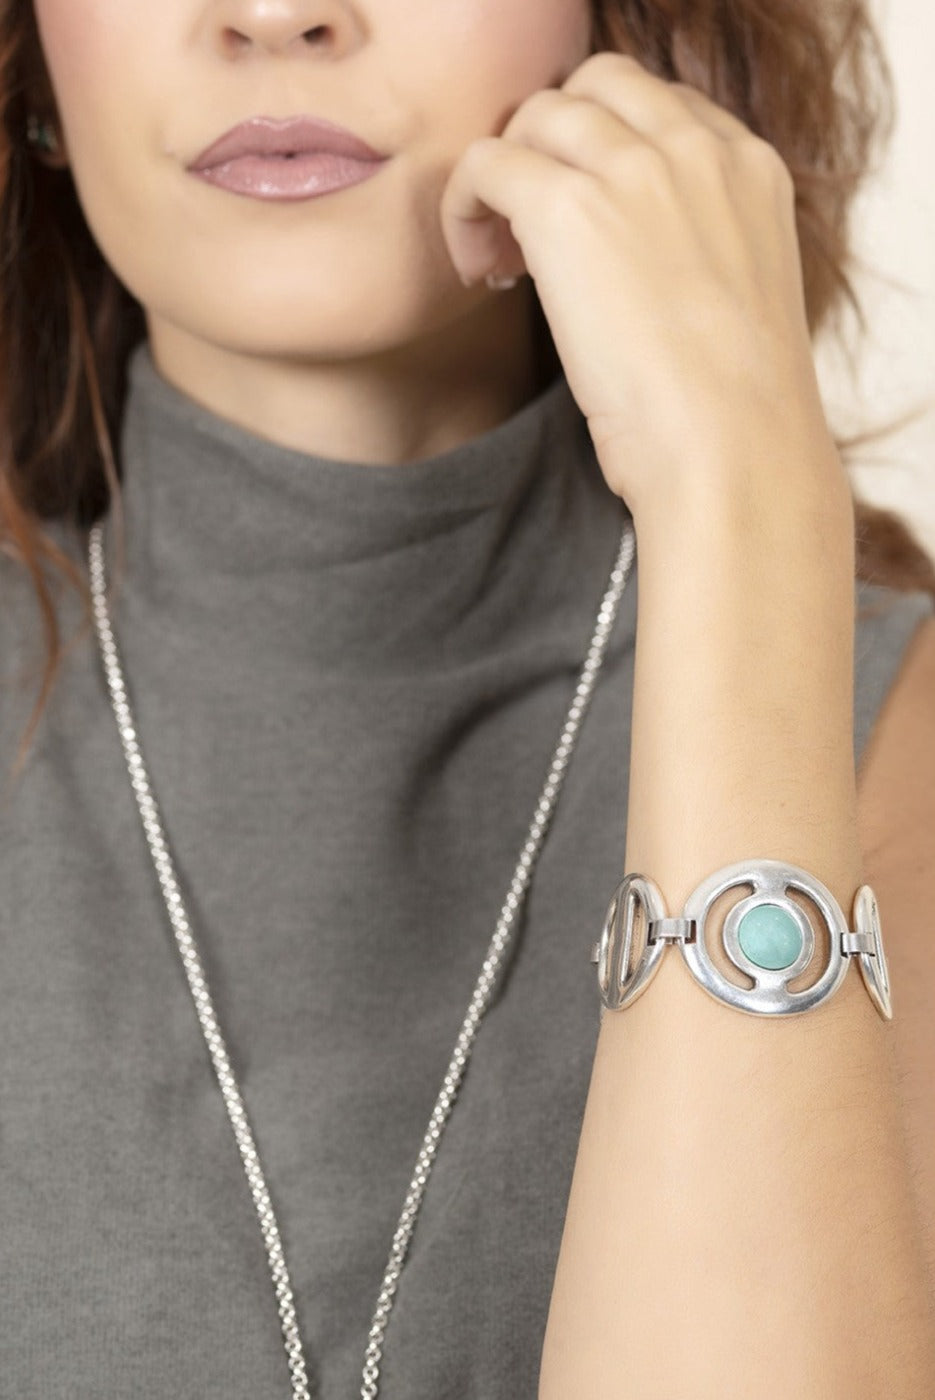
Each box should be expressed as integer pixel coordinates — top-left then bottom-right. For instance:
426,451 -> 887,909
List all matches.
590,859 -> 892,1020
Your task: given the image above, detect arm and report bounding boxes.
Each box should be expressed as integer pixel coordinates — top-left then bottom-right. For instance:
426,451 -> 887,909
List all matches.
438,48 -> 935,1395
538,415 -> 935,1399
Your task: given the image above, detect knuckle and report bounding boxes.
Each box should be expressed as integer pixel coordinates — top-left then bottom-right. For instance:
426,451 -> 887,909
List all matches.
553,94 -> 605,142
665,121 -> 725,161
500,94 -> 609,196
564,49 -> 632,91
610,138 -> 670,189
670,79 -> 706,101
544,165 -> 600,229
463,134 -> 498,166
743,134 -> 795,188
559,163 -> 598,209
500,91 -> 540,142
514,87 -> 562,124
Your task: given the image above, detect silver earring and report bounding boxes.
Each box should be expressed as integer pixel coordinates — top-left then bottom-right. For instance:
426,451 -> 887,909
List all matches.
25,112 -> 60,155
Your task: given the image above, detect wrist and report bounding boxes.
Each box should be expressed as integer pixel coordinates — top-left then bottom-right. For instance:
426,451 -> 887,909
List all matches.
623,454 -> 860,916
634,449 -> 857,628
621,409 -> 855,551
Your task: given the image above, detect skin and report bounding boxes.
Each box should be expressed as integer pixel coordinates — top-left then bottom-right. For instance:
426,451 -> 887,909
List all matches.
28,0 -> 594,467
26,4 -> 935,1393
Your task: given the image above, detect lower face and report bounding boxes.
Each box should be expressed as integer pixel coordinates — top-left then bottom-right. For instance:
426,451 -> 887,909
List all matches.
30,0 -> 596,368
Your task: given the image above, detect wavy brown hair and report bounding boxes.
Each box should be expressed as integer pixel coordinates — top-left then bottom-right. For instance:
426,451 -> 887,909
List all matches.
2,0 -> 934,787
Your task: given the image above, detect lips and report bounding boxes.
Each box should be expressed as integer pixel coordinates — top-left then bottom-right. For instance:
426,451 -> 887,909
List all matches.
188,114 -> 388,171
190,150 -> 386,201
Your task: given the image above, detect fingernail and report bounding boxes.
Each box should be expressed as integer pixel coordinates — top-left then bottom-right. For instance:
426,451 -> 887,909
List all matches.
485,274 -> 518,290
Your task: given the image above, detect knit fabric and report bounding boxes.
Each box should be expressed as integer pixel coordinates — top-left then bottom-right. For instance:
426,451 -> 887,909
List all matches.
1,338 -> 931,1398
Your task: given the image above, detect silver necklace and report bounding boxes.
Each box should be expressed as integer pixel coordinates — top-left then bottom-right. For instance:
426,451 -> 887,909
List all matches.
86,508 -> 636,1399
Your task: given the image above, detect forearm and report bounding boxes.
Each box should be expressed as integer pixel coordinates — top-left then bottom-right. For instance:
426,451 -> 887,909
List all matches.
539,431 -> 935,1398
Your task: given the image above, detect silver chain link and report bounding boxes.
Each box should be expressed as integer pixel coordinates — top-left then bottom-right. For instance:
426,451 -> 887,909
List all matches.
87,509 -> 636,1399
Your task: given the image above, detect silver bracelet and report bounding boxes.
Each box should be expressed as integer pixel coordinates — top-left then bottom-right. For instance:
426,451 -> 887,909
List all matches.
589,858 -> 892,1019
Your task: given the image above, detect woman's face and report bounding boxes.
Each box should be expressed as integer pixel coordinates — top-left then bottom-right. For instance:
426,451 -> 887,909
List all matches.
30,0 -> 594,365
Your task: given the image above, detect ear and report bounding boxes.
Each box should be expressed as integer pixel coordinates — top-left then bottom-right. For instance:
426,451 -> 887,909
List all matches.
26,113 -> 70,171
19,6 -> 70,169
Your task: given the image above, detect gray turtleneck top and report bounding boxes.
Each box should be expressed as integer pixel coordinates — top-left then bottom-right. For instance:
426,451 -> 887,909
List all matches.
1,338 -> 932,1399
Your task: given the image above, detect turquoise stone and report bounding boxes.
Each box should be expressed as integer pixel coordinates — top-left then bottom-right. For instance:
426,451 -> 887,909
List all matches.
737,901 -> 803,970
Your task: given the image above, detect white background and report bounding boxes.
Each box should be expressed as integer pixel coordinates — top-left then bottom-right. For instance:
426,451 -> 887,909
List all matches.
814,0 -> 935,556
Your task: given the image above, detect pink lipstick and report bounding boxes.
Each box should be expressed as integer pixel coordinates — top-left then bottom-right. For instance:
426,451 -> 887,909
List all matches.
187,114 -> 390,202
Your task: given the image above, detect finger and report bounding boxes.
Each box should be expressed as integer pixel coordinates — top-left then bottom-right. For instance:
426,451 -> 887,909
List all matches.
499,88 -> 649,185
440,137 -> 573,286
564,51 -> 753,144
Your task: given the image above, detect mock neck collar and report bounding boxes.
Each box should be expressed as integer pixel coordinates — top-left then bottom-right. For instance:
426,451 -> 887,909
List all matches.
98,338 -> 634,677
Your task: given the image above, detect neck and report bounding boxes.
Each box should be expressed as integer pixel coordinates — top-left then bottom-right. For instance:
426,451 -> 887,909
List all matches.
145,280 -> 558,468
97,334 -> 630,689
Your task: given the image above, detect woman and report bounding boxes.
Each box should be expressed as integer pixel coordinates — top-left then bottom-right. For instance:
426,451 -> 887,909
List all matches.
1,1 -> 934,1396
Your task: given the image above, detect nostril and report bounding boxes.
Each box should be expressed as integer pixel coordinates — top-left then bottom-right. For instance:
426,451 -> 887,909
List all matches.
221,28 -> 251,54
220,26 -> 328,53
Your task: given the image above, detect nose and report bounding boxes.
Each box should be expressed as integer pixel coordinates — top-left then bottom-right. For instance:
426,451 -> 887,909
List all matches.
211,0 -> 362,60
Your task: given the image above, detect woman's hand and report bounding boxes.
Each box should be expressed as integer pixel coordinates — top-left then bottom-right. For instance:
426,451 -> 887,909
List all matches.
440,52 -> 843,520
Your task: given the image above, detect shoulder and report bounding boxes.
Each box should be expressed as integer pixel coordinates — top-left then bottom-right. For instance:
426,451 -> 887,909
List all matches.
0,523 -> 85,782
0,548 -> 30,669
856,589 -> 935,834
0,548 -> 39,767
855,595 -> 935,1295
0,544 -> 43,661
854,581 -> 935,772
0,517 -> 86,650
856,593 -> 935,893
856,580 -> 935,892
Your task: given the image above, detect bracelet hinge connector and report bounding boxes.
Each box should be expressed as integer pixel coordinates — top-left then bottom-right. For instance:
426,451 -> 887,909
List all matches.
647,917 -> 696,945
842,930 -> 877,957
